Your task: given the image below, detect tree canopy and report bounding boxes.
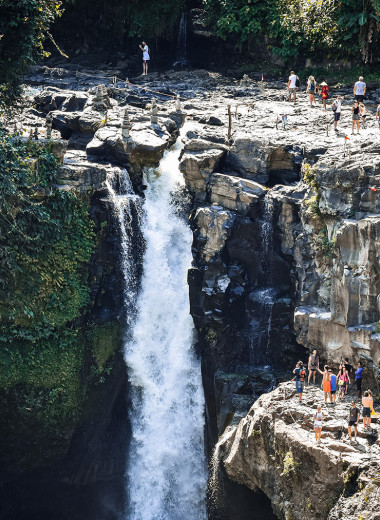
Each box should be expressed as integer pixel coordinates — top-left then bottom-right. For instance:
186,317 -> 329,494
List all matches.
0,0 -> 62,109
203,0 -> 380,62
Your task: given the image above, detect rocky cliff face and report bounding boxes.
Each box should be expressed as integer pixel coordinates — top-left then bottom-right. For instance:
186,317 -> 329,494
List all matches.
4,68 -> 380,518
217,383 -> 380,520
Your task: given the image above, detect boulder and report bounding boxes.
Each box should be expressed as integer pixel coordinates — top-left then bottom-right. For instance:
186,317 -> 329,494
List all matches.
209,173 -> 265,214
217,383 -> 380,520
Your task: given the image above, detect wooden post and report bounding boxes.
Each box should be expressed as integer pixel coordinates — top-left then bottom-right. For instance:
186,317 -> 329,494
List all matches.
227,105 -> 232,140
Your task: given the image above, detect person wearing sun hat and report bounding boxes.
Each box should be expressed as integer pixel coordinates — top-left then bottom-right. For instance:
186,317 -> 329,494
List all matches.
318,81 -> 329,109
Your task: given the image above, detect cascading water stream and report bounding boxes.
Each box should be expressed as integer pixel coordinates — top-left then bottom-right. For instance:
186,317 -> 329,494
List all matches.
123,128 -> 207,520
173,12 -> 190,67
106,168 -> 143,323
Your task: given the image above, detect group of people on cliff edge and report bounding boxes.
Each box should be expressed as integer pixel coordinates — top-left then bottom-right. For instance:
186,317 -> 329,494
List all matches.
292,352 -> 375,444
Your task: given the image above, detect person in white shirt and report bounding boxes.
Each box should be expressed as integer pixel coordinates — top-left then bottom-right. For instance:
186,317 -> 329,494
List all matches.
139,41 -> 150,76
332,95 -> 342,131
287,70 -> 298,103
354,76 -> 366,103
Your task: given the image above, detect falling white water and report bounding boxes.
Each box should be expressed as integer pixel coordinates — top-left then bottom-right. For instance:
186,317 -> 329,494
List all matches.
124,130 -> 207,520
208,427 -> 236,509
106,169 -> 142,322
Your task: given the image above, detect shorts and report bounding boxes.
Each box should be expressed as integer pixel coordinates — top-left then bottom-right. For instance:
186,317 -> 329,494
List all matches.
334,112 -> 341,121
289,88 -> 297,95
353,114 -> 360,121
323,381 -> 331,393
331,390 -> 336,395
348,420 -> 358,427
143,59 -> 150,63
314,421 -> 322,429
355,95 -> 364,102
362,115 -> 367,119
356,379 -> 362,390
338,381 -> 347,391
296,380 -> 304,394
363,407 -> 371,418
309,368 -> 317,372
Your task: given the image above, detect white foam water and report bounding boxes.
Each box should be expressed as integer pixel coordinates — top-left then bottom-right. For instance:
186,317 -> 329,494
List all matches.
124,130 -> 207,520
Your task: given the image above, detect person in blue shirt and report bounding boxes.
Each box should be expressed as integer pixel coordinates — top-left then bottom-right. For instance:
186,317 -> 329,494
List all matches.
329,369 -> 337,403
355,361 -> 363,398
293,361 -> 306,402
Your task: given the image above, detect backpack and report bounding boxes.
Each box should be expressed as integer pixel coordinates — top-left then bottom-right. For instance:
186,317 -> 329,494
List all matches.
300,369 -> 306,382
295,77 -> 300,88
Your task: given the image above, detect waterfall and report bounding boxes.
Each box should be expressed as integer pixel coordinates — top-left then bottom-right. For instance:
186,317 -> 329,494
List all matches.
106,168 -> 143,324
173,12 -> 190,68
124,130 -> 207,520
249,197 -> 276,366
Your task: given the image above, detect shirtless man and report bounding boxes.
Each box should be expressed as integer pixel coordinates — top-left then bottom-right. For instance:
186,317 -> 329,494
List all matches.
308,349 -> 319,385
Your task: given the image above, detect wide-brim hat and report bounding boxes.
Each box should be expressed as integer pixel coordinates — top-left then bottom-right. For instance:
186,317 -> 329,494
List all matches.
320,81 -> 328,86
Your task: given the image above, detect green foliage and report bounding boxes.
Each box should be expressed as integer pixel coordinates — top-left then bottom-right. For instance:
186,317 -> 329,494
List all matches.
280,450 -> 299,477
316,226 -> 336,259
0,132 -> 101,468
0,0 -> 63,110
203,0 -> 380,62
0,133 -> 95,338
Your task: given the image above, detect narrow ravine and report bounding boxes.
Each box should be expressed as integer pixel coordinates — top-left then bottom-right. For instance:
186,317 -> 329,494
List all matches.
122,129 -> 207,520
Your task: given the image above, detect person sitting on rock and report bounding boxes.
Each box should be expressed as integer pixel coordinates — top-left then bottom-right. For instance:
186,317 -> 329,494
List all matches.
293,361 -> 306,402
313,404 -> 325,444
362,391 -> 373,431
338,366 -> 350,399
308,349 -> 319,385
318,365 -> 332,403
347,402 -> 360,442
329,369 -> 337,403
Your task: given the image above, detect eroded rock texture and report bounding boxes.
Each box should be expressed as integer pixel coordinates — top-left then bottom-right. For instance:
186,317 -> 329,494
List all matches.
217,383 -> 380,520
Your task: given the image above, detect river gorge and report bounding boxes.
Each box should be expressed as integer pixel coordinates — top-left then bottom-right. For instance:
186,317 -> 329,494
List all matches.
0,65 -> 379,520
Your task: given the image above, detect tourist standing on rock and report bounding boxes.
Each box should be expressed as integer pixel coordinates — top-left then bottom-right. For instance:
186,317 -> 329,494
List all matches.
352,101 -> 361,134
343,357 -> 353,391
362,391 -> 373,431
306,76 -> 317,107
347,402 -> 360,442
338,366 -> 350,399
360,102 -> 368,129
355,361 -> 363,398
287,71 -> 298,104
329,369 -> 337,403
354,76 -> 366,103
308,349 -> 319,385
139,41 -> 150,76
318,365 -> 332,403
332,95 -> 342,131
319,82 -> 329,109
314,404 -> 325,443
293,361 -> 306,402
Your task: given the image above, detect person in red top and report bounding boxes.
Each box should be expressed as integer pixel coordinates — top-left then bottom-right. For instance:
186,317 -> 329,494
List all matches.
318,81 -> 329,109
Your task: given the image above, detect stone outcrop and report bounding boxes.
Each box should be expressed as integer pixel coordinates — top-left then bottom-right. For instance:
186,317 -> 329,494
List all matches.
217,383 -> 380,520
